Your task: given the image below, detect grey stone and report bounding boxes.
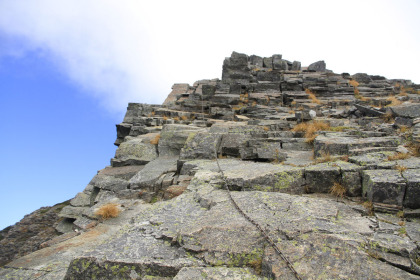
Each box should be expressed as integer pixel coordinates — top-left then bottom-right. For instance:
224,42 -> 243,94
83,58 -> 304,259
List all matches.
129,157 -> 178,190
180,132 -> 222,160
305,162 -> 341,193
89,175 -> 129,192
58,206 -> 89,219
219,133 -> 250,157
308,60 -> 326,72
362,169 -> 406,205
263,57 -> 273,68
354,104 -> 385,117
390,103 -> 420,119
291,61 -> 301,71
249,55 -> 264,67
402,169 -> 420,209
158,124 -> 204,156
70,192 -> 91,207
352,73 -> 373,84
112,134 -> 158,167
174,267 -> 267,279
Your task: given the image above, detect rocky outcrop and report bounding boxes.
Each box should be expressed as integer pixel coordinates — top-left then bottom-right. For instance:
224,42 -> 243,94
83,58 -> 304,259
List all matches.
1,51 -> 420,279
0,200 -> 70,266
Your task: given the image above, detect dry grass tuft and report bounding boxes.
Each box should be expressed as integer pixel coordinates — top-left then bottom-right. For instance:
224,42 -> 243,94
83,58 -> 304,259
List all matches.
362,201 -> 374,216
349,80 -> 360,87
288,110 -> 295,114
398,126 -> 410,134
407,142 -> 420,157
387,152 -> 410,161
381,111 -> 394,123
150,134 -> 161,145
292,121 -> 330,144
95,203 -> 120,220
181,115 -> 189,121
248,258 -> 263,275
329,182 -> 346,199
305,89 -> 321,104
395,165 -> 408,173
173,116 -> 180,121
162,116 -> 168,120
263,126 -> 270,131
386,96 -> 402,106
314,152 -> 333,163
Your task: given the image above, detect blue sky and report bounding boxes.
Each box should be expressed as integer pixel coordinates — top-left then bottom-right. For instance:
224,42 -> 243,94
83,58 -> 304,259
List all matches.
0,0 -> 419,230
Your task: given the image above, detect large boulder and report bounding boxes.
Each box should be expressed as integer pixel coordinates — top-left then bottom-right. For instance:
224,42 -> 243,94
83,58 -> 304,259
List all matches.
389,103 -> 420,119
111,134 -> 159,167
308,60 -> 326,72
158,124 -> 204,156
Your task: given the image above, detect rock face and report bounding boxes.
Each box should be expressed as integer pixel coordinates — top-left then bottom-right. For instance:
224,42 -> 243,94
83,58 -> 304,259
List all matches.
1,51 -> 420,279
0,200 -> 70,266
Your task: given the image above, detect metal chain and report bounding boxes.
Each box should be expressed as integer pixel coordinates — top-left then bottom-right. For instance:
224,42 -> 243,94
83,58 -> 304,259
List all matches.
214,150 -> 302,280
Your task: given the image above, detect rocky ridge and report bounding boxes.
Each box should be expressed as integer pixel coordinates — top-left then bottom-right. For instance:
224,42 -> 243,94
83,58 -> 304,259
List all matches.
1,51 -> 420,279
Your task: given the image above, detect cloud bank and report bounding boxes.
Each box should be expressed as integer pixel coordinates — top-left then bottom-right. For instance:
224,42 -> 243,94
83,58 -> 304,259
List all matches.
0,0 -> 419,113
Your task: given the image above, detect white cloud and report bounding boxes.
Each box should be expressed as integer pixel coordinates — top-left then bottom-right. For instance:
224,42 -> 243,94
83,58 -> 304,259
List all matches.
0,0 -> 419,113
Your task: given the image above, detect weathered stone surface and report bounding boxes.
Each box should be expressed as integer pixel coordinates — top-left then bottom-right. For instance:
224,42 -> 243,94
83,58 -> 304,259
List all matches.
362,169 -> 406,205
70,192 -> 91,207
352,73 -> 373,84
305,162 -> 341,193
349,151 -> 396,169
390,103 -> 420,119
129,157 -> 178,190
4,51 -> 420,279
89,174 -> 129,192
174,267 -> 267,279
308,60 -> 326,72
111,134 -> 158,167
158,124 -> 204,156
163,83 -> 190,106
403,169 -> 420,209
180,132 -> 222,160
291,61 -> 301,71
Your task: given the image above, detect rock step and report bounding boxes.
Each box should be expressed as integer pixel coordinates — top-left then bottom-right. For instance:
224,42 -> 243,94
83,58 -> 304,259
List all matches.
349,146 -> 398,156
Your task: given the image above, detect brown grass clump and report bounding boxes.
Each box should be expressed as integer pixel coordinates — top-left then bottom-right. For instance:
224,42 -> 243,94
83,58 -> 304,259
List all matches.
288,110 -> 295,114
162,115 -> 168,120
240,93 -> 249,103
314,152 -> 333,163
150,134 -> 161,145
387,152 -> 411,161
362,201 -> 374,216
407,142 -> 420,157
248,258 -> 263,275
292,121 -> 330,144
329,182 -> 346,199
386,96 -> 402,106
381,111 -> 394,123
263,126 -> 270,131
349,80 -> 359,87
305,89 -> 321,104
173,116 -> 180,121
398,126 -> 410,134
95,203 -> 120,220
291,101 -> 297,106
395,165 -> 408,173
181,115 -> 189,121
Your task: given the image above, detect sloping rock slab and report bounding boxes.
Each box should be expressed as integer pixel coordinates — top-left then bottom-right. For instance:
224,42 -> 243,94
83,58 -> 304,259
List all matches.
173,267 -> 268,279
